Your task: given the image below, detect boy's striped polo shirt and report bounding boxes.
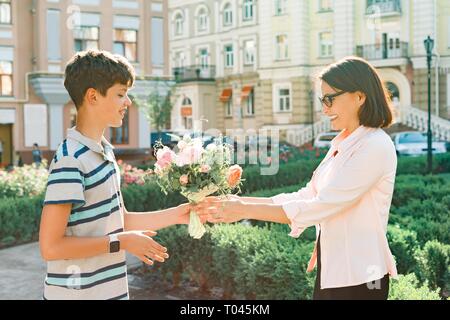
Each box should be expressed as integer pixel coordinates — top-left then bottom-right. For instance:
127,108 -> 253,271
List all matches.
43,127 -> 128,300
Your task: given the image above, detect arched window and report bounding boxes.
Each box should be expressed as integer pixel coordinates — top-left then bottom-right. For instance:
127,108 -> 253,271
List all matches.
181,96 -> 193,130
386,81 -> 400,101
223,3 -> 233,26
197,7 -> 208,32
174,12 -> 184,36
243,0 -> 254,21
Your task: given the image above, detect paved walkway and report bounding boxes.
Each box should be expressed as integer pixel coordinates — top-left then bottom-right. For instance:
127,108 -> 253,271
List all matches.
0,242 -> 142,300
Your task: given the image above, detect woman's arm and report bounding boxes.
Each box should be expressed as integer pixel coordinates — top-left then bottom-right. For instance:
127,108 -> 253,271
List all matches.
202,198 -> 289,224
205,140 -> 393,237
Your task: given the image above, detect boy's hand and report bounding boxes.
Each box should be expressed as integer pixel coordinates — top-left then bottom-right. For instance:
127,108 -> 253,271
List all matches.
177,202 -> 210,225
118,230 -> 168,266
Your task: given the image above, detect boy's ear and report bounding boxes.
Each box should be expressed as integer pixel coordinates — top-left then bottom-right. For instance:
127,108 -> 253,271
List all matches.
85,88 -> 98,105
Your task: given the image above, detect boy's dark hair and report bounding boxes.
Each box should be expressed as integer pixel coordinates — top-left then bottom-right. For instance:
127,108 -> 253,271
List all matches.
319,56 -> 394,128
64,50 -> 135,109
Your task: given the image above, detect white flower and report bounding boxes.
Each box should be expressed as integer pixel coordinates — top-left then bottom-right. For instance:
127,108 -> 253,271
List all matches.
177,140 -> 187,150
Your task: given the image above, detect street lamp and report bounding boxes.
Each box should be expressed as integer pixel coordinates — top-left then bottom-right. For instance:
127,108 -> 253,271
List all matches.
424,36 -> 434,174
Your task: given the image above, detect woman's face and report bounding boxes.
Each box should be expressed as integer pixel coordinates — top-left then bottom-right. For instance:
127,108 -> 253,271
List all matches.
320,81 -> 365,133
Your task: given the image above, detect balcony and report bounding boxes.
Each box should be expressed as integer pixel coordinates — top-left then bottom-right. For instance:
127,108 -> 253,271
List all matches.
173,65 -> 216,83
366,0 -> 401,16
356,42 -> 409,61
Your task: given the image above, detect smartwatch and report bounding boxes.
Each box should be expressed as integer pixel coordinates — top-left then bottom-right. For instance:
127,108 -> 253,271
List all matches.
109,234 -> 120,253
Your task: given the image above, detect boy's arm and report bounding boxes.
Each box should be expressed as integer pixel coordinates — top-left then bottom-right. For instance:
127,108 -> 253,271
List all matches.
39,203 -> 109,260
39,204 -> 168,264
123,203 -> 191,231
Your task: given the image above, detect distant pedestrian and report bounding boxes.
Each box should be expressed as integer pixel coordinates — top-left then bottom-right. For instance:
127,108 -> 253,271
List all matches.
32,143 -> 42,165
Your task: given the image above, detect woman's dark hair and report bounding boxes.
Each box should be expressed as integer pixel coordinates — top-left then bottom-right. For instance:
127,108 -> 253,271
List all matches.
319,56 -> 394,128
64,50 -> 135,109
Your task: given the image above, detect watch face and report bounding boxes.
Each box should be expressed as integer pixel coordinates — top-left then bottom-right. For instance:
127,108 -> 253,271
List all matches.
110,241 -> 120,253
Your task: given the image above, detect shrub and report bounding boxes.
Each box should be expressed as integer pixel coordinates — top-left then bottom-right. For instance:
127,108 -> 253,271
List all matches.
415,240 -> 450,298
0,194 -> 44,247
0,161 -> 48,198
387,225 -> 419,275
388,273 -> 441,300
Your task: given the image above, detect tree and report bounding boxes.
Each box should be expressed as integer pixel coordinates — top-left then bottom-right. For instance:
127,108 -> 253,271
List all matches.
135,78 -> 175,143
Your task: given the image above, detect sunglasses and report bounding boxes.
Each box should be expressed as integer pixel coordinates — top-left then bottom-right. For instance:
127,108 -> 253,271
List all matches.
318,91 -> 347,108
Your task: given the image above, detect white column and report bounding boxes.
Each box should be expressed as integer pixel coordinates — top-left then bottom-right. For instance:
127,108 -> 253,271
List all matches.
138,108 -> 150,148
49,104 -> 64,150
412,0 -> 435,56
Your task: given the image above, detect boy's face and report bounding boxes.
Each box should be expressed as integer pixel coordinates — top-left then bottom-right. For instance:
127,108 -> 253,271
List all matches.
95,83 -> 132,128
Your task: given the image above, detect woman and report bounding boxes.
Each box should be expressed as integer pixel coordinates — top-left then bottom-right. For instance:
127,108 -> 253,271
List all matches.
201,56 -> 398,300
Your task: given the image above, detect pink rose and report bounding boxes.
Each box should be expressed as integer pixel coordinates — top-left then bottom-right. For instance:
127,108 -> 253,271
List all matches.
156,146 -> 175,169
227,165 -> 243,188
176,145 -> 203,166
199,164 -> 211,173
179,174 -> 189,186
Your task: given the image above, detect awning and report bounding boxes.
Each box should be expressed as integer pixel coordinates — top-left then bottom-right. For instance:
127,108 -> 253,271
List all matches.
241,85 -> 253,100
181,107 -> 192,117
219,88 -> 232,102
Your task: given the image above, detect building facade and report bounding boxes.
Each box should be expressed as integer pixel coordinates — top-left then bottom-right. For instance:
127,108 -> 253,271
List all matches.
0,0 -> 169,167
168,0 -> 450,143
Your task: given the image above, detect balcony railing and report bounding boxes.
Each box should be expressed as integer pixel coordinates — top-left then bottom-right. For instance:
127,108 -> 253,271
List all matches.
356,42 -> 408,60
173,65 -> 216,82
366,0 -> 401,15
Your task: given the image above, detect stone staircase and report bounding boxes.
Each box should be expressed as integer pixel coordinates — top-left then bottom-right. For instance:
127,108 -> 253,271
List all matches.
285,105 -> 450,147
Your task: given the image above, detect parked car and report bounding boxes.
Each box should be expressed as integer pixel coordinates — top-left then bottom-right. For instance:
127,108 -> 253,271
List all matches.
313,131 -> 340,149
150,131 -> 177,149
391,131 -> 447,157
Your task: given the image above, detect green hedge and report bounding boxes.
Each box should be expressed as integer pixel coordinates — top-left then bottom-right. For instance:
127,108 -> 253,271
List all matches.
153,223 -> 316,299
0,194 -> 44,247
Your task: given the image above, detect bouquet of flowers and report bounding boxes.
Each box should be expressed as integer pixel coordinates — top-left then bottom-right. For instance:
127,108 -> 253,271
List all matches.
153,134 -> 243,239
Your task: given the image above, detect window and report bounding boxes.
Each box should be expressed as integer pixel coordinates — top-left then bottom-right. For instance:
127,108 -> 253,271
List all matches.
274,0 -> 287,16
319,0 -> 333,12
47,10 -> 61,61
276,35 -> 288,60
319,32 -> 333,57
243,0 -> 254,21
366,0 -> 401,15
151,17 -> 164,66
224,44 -> 234,68
0,60 -> 12,96
110,111 -> 129,144
175,51 -> 185,68
244,40 -> 255,65
73,26 -> 99,52
448,16 -> 450,49
0,0 -> 11,24
181,97 -> 193,130
278,88 -> 291,112
226,92 -> 233,117
175,13 -> 184,36
199,48 -> 209,68
113,29 -> 138,62
447,74 -> 450,107
197,8 -> 208,32
245,89 -> 255,115
223,3 -> 233,26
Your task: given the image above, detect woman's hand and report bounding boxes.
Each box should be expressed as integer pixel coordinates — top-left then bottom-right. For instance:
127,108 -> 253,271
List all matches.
196,196 -> 246,224
118,230 -> 169,266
